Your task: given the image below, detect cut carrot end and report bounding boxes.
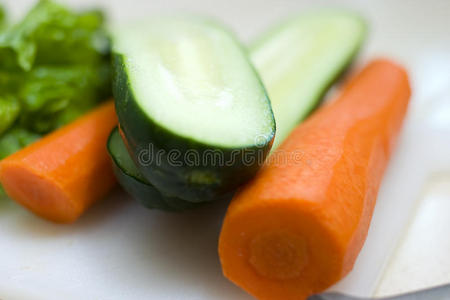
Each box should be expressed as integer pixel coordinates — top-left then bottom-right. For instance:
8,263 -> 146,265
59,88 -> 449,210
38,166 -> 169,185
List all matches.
0,163 -> 81,223
0,101 -> 117,223
249,230 -> 309,280
219,201 -> 343,300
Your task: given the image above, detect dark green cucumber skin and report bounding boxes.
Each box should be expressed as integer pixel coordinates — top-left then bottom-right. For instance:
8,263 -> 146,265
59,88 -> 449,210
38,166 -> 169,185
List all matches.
112,53 -> 274,203
107,128 -> 200,211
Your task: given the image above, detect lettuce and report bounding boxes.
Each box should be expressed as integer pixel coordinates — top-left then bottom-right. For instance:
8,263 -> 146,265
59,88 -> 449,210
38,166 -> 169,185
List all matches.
0,125 -> 39,195
0,95 -> 20,135
0,127 -> 40,160
0,0 -> 111,155
0,5 -> 5,29
0,0 -> 110,71
18,64 -> 110,132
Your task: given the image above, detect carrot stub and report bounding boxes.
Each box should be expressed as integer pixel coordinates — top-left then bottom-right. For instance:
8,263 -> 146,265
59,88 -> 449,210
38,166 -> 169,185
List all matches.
0,101 -> 117,223
218,59 -> 411,300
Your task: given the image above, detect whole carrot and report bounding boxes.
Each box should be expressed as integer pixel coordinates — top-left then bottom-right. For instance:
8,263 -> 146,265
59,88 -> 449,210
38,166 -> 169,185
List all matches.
218,59 -> 411,300
0,101 -> 117,223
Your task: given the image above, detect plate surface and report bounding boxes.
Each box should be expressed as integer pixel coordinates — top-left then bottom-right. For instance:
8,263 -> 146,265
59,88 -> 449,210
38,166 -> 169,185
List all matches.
1,0 -> 450,299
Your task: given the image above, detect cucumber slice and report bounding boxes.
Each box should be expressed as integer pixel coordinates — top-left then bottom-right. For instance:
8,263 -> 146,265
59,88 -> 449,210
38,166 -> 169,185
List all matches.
112,17 -> 275,203
107,127 -> 200,211
250,11 -> 367,149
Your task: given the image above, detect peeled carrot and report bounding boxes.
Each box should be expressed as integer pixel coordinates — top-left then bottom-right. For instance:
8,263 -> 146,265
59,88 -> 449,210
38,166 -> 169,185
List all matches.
218,59 -> 411,300
0,101 -> 117,223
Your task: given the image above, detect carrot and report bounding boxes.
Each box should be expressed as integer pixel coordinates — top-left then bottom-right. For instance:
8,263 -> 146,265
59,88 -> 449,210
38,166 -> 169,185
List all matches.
0,101 -> 117,223
218,59 -> 411,300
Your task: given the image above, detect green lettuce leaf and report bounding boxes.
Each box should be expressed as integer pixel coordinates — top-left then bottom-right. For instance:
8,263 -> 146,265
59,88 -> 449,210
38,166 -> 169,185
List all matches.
18,64 -> 110,133
0,126 -> 41,160
0,0 -> 110,71
0,5 -> 5,29
0,0 -> 111,161
0,95 -> 20,135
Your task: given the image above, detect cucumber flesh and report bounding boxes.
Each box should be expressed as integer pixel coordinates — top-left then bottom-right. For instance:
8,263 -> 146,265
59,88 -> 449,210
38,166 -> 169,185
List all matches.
112,17 -> 275,203
113,17 -> 275,148
250,12 -> 367,149
107,127 -> 200,211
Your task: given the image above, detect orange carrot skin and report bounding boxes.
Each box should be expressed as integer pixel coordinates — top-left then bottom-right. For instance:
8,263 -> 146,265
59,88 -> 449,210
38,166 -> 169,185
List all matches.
219,59 -> 411,300
0,101 -> 117,223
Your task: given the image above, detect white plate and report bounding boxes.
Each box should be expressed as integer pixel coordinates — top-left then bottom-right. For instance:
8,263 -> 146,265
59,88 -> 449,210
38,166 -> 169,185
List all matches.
1,0 -> 450,299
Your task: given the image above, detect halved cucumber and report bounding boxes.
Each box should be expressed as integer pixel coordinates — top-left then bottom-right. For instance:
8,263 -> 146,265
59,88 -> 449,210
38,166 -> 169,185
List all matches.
107,127 -> 200,211
112,17 -> 275,203
250,11 -> 367,149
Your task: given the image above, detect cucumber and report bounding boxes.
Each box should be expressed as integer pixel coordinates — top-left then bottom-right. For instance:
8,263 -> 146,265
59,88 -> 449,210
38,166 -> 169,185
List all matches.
250,11 -> 367,149
107,127 -> 200,211
112,17 -> 275,203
